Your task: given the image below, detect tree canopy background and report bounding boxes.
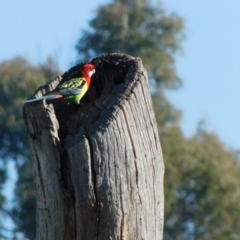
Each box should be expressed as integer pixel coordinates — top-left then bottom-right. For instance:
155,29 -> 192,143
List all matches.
0,0 -> 239,239
0,57 -> 59,239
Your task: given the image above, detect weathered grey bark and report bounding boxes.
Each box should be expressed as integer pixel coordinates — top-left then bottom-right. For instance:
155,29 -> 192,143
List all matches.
23,53 -> 164,240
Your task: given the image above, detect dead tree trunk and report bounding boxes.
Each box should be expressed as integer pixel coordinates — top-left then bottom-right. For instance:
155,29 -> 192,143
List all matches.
23,53 -> 164,240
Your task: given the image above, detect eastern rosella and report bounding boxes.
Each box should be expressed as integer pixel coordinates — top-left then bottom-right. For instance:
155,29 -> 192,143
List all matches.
24,63 -> 95,104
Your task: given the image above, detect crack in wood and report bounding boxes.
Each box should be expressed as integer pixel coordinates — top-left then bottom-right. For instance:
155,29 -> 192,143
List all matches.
33,144 -> 46,203
85,133 -> 100,239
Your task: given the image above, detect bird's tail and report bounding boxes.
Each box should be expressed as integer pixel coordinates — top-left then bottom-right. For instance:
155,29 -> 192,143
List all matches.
24,94 -> 63,103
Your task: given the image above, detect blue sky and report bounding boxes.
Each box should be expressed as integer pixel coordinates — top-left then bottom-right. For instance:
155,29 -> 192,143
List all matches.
0,0 -> 239,150
166,0 -> 240,150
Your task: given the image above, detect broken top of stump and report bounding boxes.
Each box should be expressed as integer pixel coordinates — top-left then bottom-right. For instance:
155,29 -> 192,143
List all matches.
23,53 -> 147,143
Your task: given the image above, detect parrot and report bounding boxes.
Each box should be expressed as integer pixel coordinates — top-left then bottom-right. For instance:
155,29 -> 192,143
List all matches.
24,63 -> 95,104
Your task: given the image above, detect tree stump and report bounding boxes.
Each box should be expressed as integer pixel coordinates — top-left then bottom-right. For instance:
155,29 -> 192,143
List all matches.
23,53 -> 164,240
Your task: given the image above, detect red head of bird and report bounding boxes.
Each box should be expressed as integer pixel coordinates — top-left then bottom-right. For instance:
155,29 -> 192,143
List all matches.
82,64 -> 95,86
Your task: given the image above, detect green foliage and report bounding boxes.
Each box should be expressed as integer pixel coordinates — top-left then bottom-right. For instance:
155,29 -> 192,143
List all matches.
0,57 -> 57,159
154,100 -> 240,240
152,90 -> 181,128
0,168 -> 6,206
76,0 -> 184,89
159,124 -> 240,240
0,57 -> 59,238
0,57 -> 48,235
13,160 -> 36,240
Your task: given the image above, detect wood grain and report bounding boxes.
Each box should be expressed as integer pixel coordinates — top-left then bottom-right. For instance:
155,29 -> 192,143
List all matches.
23,53 -> 164,240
